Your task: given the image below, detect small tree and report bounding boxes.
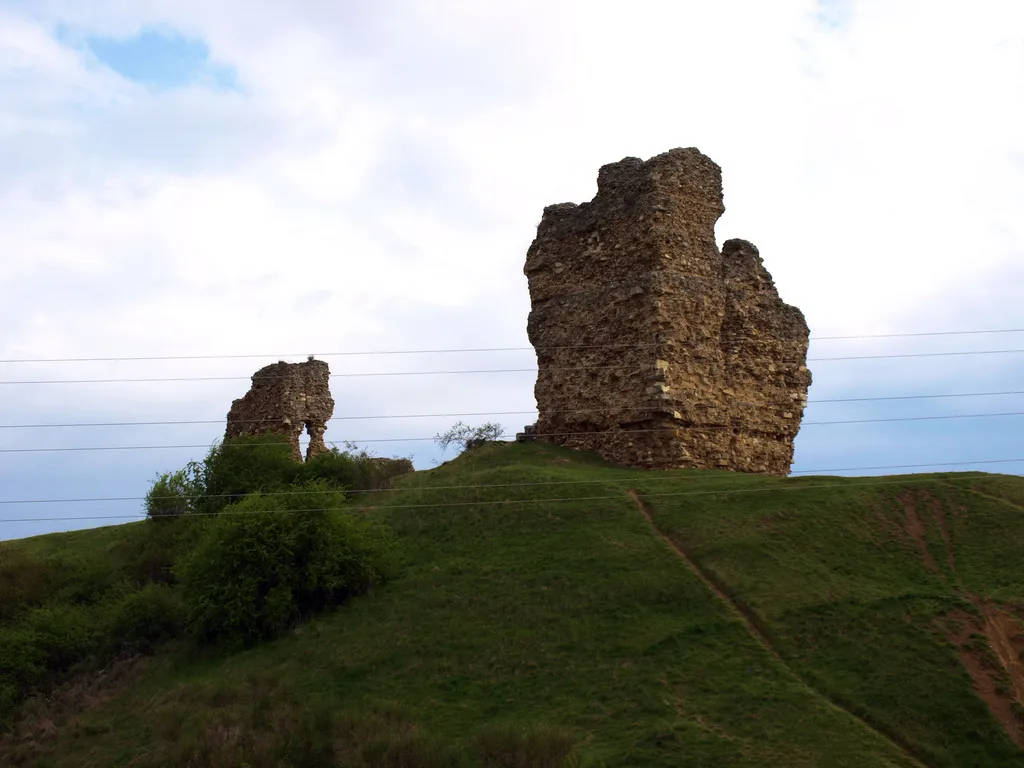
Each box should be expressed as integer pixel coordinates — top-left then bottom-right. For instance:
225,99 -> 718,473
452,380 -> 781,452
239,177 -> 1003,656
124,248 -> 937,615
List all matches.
433,422 -> 504,455
175,482 -> 394,646
198,435 -> 301,514
144,462 -> 203,520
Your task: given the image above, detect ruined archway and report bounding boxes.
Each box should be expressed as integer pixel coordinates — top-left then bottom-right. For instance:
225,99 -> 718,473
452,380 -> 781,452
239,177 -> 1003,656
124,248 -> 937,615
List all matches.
225,358 -> 335,462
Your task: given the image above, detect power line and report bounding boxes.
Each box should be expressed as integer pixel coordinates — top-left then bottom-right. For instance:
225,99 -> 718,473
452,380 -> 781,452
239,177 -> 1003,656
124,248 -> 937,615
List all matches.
2,349 -> 1024,386
2,458 -> 1021,506
2,475 -> 1015,525
1,412 -> 1022,454
2,327 -> 1023,365
1,390 -> 1022,430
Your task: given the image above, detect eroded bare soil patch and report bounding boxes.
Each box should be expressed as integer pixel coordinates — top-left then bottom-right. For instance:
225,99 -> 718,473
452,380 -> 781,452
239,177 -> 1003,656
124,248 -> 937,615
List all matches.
943,606 -> 1024,748
897,490 -> 949,575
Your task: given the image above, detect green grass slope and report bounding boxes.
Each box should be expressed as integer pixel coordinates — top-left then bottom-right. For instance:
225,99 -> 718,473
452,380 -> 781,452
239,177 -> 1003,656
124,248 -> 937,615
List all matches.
3,442 -> 1024,767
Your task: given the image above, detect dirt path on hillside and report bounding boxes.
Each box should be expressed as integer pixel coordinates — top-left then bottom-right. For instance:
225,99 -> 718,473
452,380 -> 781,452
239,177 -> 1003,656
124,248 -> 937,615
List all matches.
898,487 -> 1024,748
900,494 -> 939,573
945,604 -> 1024,748
628,490 -> 930,768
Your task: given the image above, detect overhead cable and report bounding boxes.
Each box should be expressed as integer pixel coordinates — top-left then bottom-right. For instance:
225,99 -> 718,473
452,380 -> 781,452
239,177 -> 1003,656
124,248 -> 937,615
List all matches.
2,348 -> 1024,386
2,327 -> 1023,365
1,390 -> 1022,430
1,412 -> 1022,454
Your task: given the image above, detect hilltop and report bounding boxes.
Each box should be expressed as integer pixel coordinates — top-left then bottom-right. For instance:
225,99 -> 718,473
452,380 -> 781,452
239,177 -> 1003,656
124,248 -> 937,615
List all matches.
2,441 -> 1024,767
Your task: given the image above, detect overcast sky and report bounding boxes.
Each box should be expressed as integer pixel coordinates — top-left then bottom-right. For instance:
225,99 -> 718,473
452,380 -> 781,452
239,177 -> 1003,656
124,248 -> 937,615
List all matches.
1,0 -> 1023,541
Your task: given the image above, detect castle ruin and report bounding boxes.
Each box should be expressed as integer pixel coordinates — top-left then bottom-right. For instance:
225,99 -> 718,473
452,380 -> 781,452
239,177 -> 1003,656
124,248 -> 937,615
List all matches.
520,148 -> 811,475
225,358 -> 335,462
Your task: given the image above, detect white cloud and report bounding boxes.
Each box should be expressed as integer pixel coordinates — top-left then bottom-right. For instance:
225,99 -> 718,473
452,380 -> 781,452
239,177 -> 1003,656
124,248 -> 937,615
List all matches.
1,0 -> 1022,537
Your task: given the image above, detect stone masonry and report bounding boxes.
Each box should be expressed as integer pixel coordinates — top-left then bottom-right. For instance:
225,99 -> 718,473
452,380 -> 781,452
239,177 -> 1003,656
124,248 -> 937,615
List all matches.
225,358 -> 335,462
520,148 -> 811,475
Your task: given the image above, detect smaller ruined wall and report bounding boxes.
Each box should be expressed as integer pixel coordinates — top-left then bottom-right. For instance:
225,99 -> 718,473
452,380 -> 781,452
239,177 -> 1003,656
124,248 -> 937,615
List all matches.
225,358 -> 335,462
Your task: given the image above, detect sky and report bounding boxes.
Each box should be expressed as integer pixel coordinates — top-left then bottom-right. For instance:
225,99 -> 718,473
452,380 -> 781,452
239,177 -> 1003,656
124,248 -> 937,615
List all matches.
1,0 -> 1022,540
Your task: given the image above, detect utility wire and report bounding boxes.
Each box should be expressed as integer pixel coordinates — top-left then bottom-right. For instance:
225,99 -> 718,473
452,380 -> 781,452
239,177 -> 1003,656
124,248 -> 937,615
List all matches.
2,458 -> 1021,506
2,349 -> 1024,386
1,412 -> 1023,454
2,327 -> 1023,365
2,475 -> 1015,525
1,390 -> 1022,430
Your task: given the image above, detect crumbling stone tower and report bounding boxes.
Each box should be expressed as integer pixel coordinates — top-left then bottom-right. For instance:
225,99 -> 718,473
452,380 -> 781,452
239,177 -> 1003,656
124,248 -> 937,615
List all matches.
225,358 -> 335,462
522,148 -> 811,475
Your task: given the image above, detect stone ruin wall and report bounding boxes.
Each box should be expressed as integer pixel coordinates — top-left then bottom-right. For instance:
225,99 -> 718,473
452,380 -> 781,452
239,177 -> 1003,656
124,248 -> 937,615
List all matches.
520,148 -> 811,475
225,358 -> 335,462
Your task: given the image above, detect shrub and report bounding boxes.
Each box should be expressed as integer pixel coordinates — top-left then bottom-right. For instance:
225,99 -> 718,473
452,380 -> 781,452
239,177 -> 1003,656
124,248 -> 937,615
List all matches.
21,604 -> 103,672
143,436 -> 413,523
176,482 -> 394,647
433,422 -> 505,454
111,584 -> 187,653
302,444 -> 414,492
0,554 -> 53,622
121,514 -> 207,586
0,605 -> 104,724
197,435 -> 302,515
145,463 -> 203,520
0,628 -> 46,693
49,554 -> 123,607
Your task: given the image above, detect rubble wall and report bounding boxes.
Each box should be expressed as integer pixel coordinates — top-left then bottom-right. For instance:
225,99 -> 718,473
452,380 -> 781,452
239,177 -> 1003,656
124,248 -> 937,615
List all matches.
521,148 -> 811,475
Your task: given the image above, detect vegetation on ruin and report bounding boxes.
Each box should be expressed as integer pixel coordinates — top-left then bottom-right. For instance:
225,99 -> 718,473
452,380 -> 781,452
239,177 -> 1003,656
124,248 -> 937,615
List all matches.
3,440 -> 1024,766
433,420 -> 505,454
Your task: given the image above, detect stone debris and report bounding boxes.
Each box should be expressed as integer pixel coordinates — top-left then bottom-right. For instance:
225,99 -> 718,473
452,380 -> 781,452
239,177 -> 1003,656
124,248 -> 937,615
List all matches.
519,148 -> 811,475
225,358 -> 335,462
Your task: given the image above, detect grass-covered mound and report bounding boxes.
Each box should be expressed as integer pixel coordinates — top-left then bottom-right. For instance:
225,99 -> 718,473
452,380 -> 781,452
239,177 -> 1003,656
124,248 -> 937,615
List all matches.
2,441 -> 1024,766
0,437 -> 397,733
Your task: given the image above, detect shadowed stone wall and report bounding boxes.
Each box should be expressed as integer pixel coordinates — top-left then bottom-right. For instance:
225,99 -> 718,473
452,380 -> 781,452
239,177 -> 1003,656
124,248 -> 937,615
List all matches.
520,148 -> 811,475
225,358 -> 335,462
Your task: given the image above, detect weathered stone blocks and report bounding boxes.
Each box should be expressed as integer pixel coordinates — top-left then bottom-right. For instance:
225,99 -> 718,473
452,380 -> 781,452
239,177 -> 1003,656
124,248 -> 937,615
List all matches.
225,358 -> 335,462
520,148 -> 811,475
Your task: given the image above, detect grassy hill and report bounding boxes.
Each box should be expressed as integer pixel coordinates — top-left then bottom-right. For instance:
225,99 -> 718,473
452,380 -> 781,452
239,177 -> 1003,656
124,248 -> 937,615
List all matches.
3,441 -> 1024,767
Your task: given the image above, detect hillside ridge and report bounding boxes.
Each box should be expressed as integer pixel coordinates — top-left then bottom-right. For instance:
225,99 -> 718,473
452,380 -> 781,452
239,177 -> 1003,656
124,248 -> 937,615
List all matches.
2,442 -> 1024,767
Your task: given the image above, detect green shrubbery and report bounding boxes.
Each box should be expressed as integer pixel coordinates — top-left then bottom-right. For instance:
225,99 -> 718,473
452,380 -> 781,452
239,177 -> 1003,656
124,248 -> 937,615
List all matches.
145,436 -> 413,519
1,438 -> 403,728
144,465 -> 202,519
0,554 -> 53,622
197,435 -> 300,514
304,444 -> 414,495
111,583 -> 187,653
178,483 -> 394,646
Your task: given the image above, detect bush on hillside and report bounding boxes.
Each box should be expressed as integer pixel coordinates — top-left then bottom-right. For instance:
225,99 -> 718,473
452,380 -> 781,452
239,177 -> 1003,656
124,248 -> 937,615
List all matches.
49,553 -> 127,607
145,463 -> 203,520
111,583 -> 187,654
197,435 -> 301,515
20,603 -> 104,672
144,436 -> 412,521
176,482 -> 395,647
301,444 -> 414,493
0,554 -> 54,622
117,514 -> 207,586
0,627 -> 46,728
0,628 -> 46,695
433,422 -> 505,454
